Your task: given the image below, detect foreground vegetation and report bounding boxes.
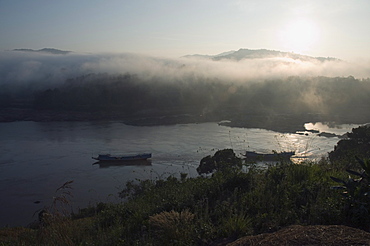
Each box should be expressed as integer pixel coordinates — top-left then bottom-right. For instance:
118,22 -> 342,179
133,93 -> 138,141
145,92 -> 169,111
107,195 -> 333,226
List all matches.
2,126 -> 370,245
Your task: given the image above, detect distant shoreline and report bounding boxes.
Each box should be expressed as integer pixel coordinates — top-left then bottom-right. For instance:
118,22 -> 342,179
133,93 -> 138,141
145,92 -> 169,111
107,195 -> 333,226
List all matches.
1,107 -> 369,134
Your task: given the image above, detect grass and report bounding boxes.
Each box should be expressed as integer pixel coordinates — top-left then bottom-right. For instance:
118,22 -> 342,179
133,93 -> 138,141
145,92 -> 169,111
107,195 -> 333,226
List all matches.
0,153 -> 366,245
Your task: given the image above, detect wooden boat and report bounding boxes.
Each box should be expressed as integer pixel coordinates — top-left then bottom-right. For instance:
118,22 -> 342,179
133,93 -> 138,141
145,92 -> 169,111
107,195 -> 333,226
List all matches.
92,153 -> 152,162
243,151 -> 294,161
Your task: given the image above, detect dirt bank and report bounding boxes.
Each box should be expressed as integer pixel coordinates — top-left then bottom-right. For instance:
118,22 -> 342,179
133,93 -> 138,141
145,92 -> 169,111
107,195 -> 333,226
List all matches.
227,225 -> 370,246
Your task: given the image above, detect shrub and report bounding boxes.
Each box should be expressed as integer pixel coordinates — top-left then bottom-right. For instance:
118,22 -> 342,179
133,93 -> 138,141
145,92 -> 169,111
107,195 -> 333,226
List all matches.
197,149 -> 242,175
331,157 -> 370,230
149,209 -> 195,245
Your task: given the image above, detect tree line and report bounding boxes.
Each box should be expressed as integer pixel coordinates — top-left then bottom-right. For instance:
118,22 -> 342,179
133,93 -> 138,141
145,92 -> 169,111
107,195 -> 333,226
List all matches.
2,73 -> 370,121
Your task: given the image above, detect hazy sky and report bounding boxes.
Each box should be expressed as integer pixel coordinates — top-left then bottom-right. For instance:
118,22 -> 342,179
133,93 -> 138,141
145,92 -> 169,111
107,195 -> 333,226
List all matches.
1,0 -> 370,61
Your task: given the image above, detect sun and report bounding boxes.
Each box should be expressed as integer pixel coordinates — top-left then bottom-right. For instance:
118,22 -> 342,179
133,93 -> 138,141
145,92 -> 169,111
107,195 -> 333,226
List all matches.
279,19 -> 319,54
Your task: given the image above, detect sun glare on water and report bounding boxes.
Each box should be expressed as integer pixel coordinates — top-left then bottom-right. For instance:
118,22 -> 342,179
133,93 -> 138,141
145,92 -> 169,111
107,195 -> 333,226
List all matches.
279,19 -> 320,54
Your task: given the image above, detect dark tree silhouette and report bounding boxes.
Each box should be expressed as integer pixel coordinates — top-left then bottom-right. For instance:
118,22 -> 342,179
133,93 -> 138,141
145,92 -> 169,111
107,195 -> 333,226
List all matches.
329,125 -> 370,164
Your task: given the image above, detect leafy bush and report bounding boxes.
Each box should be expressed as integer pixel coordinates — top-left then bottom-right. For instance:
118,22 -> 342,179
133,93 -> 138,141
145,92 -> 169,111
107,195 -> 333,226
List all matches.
331,157 -> 370,230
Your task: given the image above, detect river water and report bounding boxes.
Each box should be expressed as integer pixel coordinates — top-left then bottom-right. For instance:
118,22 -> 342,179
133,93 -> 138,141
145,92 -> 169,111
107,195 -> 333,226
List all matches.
0,121 -> 363,227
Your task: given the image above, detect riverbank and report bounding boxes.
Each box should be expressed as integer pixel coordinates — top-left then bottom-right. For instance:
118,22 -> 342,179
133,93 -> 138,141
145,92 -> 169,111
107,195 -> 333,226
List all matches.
0,108 -> 130,122
1,107 -> 369,133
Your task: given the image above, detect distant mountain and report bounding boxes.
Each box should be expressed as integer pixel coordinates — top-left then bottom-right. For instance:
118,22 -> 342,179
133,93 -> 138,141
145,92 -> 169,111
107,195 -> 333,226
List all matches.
13,48 -> 71,55
213,50 -> 237,57
183,50 -> 235,59
184,48 -> 339,62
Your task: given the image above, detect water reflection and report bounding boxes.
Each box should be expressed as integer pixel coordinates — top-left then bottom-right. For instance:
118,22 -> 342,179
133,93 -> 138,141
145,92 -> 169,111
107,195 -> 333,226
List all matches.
93,160 -> 152,168
304,122 -> 365,135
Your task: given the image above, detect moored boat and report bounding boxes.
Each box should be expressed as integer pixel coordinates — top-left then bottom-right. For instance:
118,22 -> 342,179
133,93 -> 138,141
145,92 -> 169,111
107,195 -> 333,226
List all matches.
92,153 -> 152,162
243,151 -> 295,161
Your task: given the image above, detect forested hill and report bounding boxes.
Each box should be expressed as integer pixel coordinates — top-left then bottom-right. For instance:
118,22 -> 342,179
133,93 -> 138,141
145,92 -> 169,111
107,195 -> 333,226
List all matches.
21,74 -> 370,126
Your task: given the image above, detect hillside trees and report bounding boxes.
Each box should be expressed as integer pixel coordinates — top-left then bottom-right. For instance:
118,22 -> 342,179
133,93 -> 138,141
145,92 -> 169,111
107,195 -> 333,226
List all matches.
29,74 -> 370,123
329,125 -> 370,165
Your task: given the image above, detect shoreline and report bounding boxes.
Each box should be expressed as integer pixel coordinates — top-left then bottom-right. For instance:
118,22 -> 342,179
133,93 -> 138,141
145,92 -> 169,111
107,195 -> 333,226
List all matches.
1,107 -> 369,134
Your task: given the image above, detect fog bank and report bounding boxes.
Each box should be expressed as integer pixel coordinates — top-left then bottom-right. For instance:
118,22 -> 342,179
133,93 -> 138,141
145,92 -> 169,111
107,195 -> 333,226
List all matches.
1,51 -> 370,92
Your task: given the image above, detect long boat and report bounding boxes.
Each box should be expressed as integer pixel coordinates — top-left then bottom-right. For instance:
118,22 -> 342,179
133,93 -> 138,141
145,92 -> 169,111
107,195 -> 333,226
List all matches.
243,151 -> 295,161
92,153 -> 152,162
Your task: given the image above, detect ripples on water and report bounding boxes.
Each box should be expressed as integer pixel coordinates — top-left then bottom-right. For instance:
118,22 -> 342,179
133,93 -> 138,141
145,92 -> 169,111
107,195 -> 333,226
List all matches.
0,121 -> 362,227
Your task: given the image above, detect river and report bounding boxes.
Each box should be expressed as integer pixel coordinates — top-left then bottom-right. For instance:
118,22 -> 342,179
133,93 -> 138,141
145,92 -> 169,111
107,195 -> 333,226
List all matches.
0,121 -> 363,227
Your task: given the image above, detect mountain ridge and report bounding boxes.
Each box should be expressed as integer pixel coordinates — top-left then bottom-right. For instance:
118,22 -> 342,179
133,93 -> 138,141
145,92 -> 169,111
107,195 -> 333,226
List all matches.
13,48 -> 71,55
184,48 -> 339,62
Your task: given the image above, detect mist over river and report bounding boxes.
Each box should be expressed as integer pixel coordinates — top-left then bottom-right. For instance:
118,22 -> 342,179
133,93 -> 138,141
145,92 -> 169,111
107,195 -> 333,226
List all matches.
0,121 -> 364,227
